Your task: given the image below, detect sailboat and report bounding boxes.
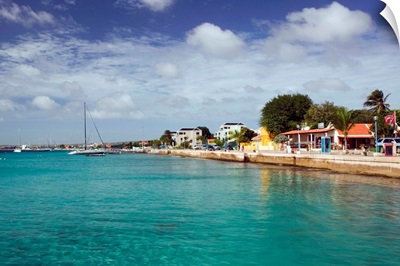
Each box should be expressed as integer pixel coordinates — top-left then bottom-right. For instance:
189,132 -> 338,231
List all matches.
68,102 -> 106,156
13,129 -> 52,153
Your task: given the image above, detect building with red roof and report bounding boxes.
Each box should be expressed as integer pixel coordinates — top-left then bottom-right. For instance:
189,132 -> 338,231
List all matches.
282,124 -> 374,150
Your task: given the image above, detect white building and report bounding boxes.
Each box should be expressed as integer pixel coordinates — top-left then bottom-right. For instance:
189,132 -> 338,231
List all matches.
174,128 -> 202,147
215,122 -> 246,141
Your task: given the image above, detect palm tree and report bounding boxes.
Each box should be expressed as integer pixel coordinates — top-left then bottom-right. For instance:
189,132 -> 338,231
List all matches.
160,130 -> 172,146
229,129 -> 242,150
334,107 -> 357,154
363,89 -> 391,115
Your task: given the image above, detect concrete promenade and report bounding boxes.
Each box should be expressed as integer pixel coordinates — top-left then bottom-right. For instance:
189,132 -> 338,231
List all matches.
149,149 -> 400,179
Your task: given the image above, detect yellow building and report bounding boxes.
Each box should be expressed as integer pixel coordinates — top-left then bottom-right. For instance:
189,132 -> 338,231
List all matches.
243,127 -> 279,151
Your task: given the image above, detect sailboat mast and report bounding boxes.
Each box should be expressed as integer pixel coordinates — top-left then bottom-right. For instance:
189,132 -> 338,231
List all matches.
84,102 -> 87,150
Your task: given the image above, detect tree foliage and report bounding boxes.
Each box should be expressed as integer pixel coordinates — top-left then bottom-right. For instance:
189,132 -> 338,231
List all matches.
352,109 -> 374,123
334,107 -> 358,153
363,89 -> 391,114
229,129 -> 241,149
274,134 -> 289,143
363,90 -> 393,138
240,128 -> 257,142
214,138 -> 225,147
159,130 -> 173,145
260,94 -> 313,136
374,109 -> 399,138
304,101 -> 340,128
197,126 -> 213,139
227,127 -> 256,149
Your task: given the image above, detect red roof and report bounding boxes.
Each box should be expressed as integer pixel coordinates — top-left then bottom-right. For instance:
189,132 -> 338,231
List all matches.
337,123 -> 373,138
282,124 -> 373,138
283,127 -> 335,135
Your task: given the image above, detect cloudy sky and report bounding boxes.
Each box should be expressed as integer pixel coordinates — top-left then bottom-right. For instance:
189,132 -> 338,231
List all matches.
0,0 -> 399,145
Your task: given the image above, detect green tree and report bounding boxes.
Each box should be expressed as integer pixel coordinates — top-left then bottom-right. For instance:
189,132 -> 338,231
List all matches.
214,138 -> 225,147
197,126 -> 213,139
260,94 -> 313,136
304,101 -> 340,128
352,109 -> 374,123
363,89 -> 391,115
375,109 -> 399,138
240,128 -> 257,143
274,134 -> 289,144
159,130 -> 173,145
197,135 -> 206,144
127,142 -> 133,149
334,107 -> 357,154
363,90 -> 394,138
132,141 -> 140,148
151,139 -> 161,148
229,129 -> 242,149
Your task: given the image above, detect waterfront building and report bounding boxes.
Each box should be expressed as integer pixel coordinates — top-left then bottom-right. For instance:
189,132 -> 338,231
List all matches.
282,123 -> 374,150
174,128 -> 202,147
246,127 -> 277,151
215,122 -> 246,141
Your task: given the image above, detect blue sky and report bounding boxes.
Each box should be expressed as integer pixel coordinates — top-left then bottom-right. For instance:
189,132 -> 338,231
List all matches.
0,0 -> 399,145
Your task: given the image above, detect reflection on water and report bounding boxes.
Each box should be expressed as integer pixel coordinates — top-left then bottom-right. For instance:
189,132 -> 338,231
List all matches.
259,168 -> 271,199
255,165 -> 400,265
1,153 -> 400,265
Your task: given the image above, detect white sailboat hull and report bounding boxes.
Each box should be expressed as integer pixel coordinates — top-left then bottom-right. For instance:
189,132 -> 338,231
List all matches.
68,149 -> 105,155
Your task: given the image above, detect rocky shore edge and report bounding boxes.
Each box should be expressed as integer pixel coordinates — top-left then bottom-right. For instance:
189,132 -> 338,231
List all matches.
149,149 -> 400,179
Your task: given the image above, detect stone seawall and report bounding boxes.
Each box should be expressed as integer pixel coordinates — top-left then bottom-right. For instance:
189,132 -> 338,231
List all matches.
149,149 -> 400,178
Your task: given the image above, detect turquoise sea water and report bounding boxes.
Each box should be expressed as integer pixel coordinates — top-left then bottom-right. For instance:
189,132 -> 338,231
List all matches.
0,152 -> 400,265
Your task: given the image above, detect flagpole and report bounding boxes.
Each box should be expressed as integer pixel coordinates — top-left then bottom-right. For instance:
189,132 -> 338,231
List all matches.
395,111 -> 398,138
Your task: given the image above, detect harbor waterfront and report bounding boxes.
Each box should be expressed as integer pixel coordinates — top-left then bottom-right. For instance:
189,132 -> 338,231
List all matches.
150,149 -> 400,179
1,151 -> 400,265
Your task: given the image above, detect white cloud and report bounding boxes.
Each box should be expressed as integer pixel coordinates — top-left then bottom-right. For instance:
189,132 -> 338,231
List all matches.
155,62 -> 179,78
243,85 -> 264,94
13,64 -> 41,77
0,82 -> 26,98
186,23 -> 245,58
114,0 -> 174,12
273,2 -> 374,44
264,42 -> 307,62
0,1 -> 55,27
160,95 -> 189,108
263,2 -> 374,62
61,81 -> 87,98
32,96 -> 59,110
91,94 -> 144,119
303,78 -> 351,93
0,99 -> 24,112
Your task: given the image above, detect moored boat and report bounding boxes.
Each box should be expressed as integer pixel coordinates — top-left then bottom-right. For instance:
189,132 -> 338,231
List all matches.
68,102 -> 106,156
68,149 -> 105,155
14,145 -> 51,153
106,149 -> 122,154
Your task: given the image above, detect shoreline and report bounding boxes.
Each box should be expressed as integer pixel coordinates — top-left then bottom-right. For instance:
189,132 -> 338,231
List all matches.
149,149 -> 400,179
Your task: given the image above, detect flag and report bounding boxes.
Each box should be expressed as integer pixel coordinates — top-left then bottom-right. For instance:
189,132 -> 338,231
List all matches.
384,112 -> 396,126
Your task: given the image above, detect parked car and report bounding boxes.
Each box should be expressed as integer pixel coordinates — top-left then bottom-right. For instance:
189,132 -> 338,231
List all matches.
224,144 -> 234,151
207,145 -> 221,151
376,138 -> 400,152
